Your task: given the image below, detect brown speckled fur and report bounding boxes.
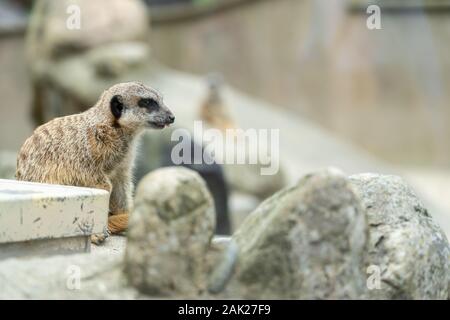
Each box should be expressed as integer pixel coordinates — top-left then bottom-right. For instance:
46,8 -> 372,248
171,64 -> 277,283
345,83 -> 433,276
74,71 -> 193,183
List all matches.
16,82 -> 174,243
200,79 -> 235,131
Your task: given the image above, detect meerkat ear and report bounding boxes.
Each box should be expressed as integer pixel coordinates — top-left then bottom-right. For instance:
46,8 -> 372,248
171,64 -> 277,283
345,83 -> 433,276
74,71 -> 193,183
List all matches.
110,95 -> 124,119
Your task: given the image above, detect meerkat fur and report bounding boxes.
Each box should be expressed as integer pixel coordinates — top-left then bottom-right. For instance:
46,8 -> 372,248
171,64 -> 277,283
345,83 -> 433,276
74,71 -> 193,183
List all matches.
16,81 -> 175,244
200,74 -> 235,131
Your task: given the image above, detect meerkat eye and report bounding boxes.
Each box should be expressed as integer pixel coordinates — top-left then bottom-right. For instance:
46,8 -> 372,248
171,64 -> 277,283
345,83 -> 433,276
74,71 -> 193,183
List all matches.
138,98 -> 159,111
110,95 -> 124,119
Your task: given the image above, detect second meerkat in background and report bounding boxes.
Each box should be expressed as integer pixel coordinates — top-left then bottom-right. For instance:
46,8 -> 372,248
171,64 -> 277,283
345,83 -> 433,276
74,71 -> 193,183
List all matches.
16,81 -> 175,244
200,74 -> 236,131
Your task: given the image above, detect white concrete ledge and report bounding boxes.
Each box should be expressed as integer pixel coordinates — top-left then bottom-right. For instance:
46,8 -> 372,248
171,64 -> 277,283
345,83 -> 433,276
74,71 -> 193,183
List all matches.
0,179 -> 109,258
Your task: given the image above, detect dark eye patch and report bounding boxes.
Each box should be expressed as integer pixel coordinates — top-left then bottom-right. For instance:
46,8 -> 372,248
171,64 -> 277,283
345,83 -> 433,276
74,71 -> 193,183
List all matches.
138,98 -> 159,111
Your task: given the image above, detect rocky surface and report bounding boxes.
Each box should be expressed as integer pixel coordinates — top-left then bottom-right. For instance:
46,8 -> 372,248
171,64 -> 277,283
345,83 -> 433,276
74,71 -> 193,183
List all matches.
0,234 -> 231,300
209,169 -> 449,299
91,235 -> 127,256
0,252 -> 133,299
124,167 -> 216,297
0,168 -> 448,300
350,173 -> 450,300
212,168 -> 368,299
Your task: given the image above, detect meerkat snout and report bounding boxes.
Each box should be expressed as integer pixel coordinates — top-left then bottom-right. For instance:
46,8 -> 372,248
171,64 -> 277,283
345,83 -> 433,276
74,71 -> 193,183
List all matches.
136,95 -> 174,129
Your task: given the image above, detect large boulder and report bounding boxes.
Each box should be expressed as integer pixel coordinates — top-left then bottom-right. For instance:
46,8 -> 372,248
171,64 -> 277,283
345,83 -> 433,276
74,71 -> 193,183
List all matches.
350,174 -> 450,299
124,167 -> 216,297
26,0 -> 149,70
211,168 -> 368,299
210,169 -> 450,299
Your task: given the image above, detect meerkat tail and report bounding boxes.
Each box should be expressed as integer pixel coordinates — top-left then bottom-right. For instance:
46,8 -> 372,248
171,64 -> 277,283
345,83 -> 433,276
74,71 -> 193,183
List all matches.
108,213 -> 129,234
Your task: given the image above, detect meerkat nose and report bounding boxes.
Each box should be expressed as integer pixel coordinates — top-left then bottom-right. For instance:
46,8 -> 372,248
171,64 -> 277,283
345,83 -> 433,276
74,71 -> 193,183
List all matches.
168,115 -> 175,123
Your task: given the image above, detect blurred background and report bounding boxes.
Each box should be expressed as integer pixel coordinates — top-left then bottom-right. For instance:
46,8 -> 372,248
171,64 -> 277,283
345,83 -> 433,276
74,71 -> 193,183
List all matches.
0,0 -> 449,236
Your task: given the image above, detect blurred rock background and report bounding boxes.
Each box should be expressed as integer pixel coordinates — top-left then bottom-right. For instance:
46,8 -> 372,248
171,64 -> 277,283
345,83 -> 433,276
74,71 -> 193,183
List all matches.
2,0 -> 450,164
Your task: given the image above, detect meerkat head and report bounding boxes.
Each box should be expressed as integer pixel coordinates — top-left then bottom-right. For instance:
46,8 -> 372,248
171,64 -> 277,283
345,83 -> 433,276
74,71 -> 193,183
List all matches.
206,73 -> 224,102
101,81 -> 175,131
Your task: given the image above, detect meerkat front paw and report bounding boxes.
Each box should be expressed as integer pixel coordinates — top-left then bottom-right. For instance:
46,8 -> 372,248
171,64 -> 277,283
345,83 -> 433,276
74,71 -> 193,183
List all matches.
90,226 -> 110,245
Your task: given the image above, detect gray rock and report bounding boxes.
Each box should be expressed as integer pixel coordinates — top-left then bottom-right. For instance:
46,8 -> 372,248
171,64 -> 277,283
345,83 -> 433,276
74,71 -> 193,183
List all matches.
26,0 -> 149,73
0,168 -> 447,300
0,234 -> 232,299
215,168 -> 368,299
224,161 -> 286,200
0,151 -> 16,179
350,173 -> 450,300
0,252 -> 136,299
86,42 -> 151,79
124,167 -> 216,297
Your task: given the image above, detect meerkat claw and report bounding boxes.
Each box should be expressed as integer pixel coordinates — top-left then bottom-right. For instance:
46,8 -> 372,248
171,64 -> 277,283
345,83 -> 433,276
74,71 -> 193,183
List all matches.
90,233 -> 107,245
90,228 -> 110,245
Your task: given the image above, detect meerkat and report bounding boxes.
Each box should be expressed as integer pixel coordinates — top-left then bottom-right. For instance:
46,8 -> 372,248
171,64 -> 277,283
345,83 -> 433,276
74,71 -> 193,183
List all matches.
16,81 -> 175,244
199,74 -> 236,131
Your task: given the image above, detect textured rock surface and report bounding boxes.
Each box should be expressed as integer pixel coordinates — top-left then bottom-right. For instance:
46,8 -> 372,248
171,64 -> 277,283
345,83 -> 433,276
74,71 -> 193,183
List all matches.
350,173 -> 450,299
215,168 -> 368,299
0,168 -> 448,299
0,235 -> 222,299
124,167 -> 215,297
0,151 -> 16,179
0,252 -> 135,299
